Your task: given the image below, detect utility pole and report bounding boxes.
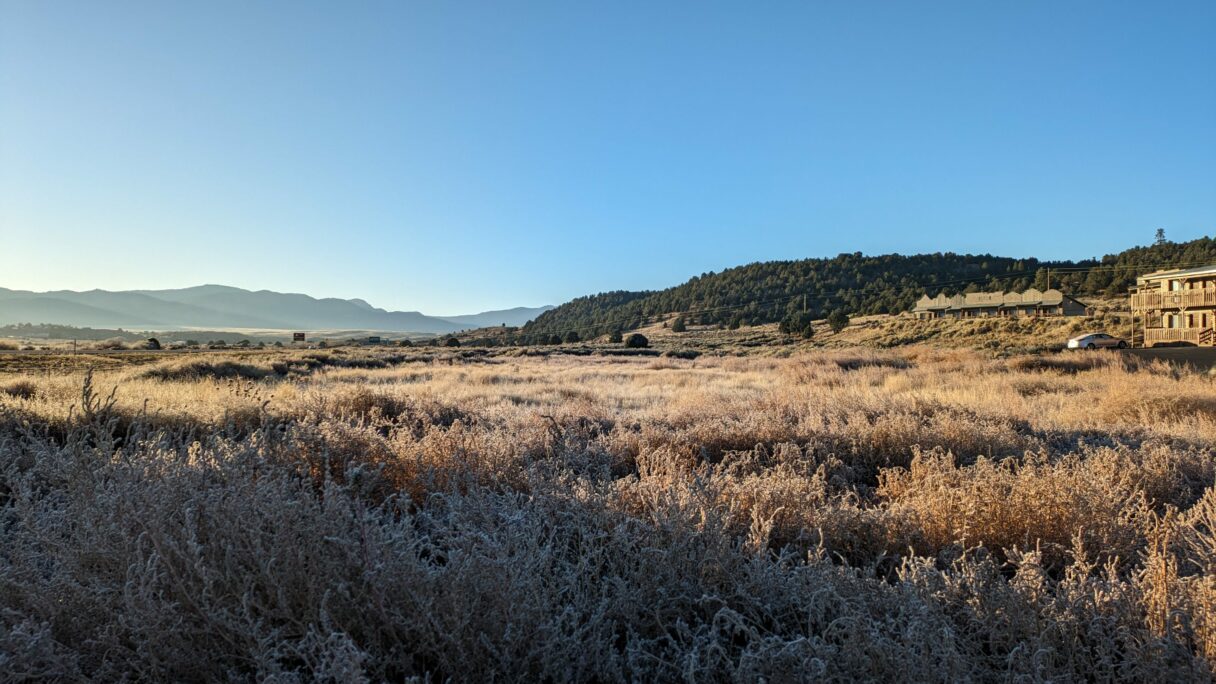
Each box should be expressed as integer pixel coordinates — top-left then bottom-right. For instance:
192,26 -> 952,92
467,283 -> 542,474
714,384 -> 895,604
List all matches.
1045,267 -> 1051,291
802,293 -> 807,314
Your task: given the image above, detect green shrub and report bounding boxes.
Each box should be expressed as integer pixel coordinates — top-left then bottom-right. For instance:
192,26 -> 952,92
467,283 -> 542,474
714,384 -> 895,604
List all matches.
779,311 -> 815,339
624,333 -> 649,348
827,310 -> 850,334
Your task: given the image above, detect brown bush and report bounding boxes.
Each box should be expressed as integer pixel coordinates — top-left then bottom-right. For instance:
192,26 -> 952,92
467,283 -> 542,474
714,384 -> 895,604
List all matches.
140,360 -> 278,381
0,380 -> 38,400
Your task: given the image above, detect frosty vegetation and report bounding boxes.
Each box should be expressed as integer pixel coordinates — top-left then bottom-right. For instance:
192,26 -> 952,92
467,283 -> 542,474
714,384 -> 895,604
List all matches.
1,347 -> 1214,681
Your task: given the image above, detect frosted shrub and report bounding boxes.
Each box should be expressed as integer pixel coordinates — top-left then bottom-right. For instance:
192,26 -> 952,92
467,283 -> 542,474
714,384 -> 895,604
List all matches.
0,349 -> 1213,680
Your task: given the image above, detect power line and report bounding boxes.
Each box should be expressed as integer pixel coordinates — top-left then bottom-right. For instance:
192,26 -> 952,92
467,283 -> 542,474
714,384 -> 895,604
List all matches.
508,272 -> 1039,339
496,257 -> 1216,340
512,269 -> 1046,338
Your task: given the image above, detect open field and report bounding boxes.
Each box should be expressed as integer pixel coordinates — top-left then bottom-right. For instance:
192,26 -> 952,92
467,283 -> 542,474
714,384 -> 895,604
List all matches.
2,346 -> 1215,680
459,296 -> 1137,355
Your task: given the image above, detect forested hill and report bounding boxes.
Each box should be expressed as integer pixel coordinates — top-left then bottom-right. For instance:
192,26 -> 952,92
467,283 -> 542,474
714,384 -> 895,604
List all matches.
522,236 -> 1216,340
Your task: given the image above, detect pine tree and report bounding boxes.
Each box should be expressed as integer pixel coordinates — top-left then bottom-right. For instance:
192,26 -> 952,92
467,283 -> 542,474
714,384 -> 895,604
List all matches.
779,311 -> 814,339
827,310 -> 849,334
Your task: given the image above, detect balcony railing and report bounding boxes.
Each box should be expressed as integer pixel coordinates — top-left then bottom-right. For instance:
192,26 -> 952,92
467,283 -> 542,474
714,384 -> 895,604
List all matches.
1131,289 -> 1216,310
1143,327 -> 1214,346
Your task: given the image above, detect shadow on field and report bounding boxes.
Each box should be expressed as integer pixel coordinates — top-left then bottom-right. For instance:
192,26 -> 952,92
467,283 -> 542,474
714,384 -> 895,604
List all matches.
1124,347 -> 1216,372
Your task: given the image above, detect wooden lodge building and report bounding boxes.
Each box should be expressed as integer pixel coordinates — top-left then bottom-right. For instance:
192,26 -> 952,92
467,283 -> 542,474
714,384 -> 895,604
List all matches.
1130,264 -> 1216,347
913,288 -> 1087,320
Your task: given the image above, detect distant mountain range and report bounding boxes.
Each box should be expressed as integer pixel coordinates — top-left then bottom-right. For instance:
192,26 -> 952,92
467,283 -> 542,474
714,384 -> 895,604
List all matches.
0,285 -> 553,334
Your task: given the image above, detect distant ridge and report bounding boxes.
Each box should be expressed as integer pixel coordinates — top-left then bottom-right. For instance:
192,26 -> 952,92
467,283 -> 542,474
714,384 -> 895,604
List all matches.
0,285 -> 553,333
437,306 -> 562,329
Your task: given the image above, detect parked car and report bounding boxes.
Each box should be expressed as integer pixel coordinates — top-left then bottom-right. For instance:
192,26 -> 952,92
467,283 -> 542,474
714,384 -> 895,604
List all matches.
1067,332 -> 1127,350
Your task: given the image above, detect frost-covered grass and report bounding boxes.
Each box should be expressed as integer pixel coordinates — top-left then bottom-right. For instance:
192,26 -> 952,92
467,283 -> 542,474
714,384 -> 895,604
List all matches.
1,348 -> 1214,681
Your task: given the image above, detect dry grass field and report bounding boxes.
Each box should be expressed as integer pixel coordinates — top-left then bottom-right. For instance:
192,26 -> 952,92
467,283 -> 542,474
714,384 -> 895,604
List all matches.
2,345 -> 1215,680
611,302 -> 1134,355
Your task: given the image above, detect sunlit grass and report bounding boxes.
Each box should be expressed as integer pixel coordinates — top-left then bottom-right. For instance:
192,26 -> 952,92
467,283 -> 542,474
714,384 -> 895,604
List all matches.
1,346 -> 1213,680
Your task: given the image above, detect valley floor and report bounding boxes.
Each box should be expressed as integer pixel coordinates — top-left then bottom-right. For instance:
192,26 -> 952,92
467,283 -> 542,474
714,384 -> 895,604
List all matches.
1,345 -> 1214,680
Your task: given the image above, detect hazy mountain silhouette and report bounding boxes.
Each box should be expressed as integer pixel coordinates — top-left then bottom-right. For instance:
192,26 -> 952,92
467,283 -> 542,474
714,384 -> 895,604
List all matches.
0,285 -> 553,333
438,307 -> 561,329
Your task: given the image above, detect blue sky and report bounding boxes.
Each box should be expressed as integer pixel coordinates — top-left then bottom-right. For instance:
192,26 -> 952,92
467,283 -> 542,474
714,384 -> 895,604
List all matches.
2,1 -> 1213,314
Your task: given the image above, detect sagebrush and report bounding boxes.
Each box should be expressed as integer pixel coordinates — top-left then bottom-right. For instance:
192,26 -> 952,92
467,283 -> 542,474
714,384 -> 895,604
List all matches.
1,347 -> 1213,681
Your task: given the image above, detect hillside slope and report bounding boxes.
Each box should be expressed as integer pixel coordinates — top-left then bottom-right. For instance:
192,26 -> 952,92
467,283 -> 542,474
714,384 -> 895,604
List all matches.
522,236 -> 1216,340
0,285 -> 551,333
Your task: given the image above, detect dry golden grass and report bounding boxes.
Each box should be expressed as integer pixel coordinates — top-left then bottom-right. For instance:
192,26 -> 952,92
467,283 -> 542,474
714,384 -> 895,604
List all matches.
0,345 -> 1213,680
817,311 -> 1136,352
596,302 -> 1134,357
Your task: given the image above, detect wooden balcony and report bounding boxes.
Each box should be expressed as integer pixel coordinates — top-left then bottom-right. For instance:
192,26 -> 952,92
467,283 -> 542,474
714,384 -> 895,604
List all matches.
1143,327 -> 1215,347
1131,289 -> 1216,310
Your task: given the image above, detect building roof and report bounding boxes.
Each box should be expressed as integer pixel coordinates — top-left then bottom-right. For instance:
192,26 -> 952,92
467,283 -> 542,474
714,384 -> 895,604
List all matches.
915,294 -> 952,310
912,288 -> 1077,312
1138,264 -> 1216,281
960,292 -> 1005,308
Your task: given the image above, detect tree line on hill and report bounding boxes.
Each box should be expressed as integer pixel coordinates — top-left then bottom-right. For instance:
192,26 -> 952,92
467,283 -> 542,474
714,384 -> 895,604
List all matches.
517,235 -> 1216,343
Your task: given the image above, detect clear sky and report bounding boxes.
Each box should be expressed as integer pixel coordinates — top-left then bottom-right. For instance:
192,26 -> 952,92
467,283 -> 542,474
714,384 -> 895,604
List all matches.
2,1 -> 1213,314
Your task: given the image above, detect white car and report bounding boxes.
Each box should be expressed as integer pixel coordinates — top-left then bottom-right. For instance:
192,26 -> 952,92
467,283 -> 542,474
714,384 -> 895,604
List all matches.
1067,332 -> 1127,350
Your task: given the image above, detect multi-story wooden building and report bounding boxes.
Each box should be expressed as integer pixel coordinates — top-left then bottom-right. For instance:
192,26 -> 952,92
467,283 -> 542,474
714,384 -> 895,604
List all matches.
1130,265 -> 1216,347
913,288 -> 1087,320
